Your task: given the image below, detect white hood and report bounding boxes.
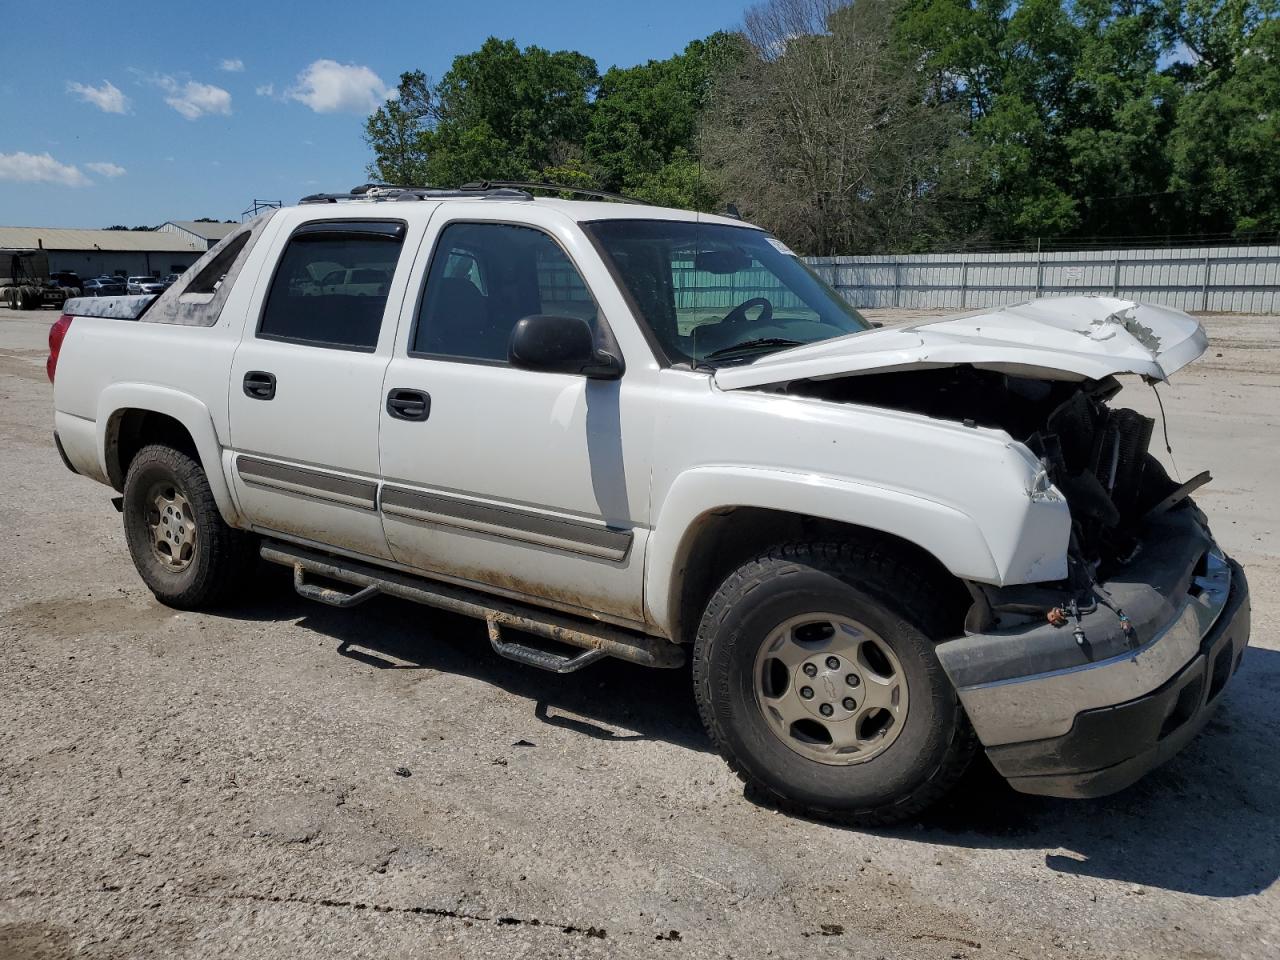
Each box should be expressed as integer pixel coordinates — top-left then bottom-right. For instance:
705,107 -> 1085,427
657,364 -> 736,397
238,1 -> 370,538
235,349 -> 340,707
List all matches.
714,297 -> 1208,390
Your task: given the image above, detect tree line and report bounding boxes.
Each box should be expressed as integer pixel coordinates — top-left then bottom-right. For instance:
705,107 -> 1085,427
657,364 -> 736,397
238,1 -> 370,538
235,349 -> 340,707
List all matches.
365,0 -> 1280,255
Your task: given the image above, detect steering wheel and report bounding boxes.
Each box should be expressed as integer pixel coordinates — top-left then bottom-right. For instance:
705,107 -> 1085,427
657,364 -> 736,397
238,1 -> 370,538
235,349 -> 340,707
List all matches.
721,296 -> 773,326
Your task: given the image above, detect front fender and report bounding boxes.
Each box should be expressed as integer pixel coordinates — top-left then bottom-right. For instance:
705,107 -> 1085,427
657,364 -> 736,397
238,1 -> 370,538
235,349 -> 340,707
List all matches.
97,383 -> 242,525
645,465 -> 1054,638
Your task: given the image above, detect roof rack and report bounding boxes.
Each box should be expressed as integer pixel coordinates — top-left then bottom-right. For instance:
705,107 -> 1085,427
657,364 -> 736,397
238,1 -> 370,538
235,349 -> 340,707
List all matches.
297,181 -> 643,206
462,181 -> 642,204
298,183 -> 534,205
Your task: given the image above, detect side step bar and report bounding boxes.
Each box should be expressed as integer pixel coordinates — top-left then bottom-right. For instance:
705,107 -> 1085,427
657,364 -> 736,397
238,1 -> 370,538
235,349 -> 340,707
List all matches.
261,541 -> 684,672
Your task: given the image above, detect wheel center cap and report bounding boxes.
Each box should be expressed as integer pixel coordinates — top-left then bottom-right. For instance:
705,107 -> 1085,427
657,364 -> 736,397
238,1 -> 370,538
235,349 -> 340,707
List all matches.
798,656 -> 859,722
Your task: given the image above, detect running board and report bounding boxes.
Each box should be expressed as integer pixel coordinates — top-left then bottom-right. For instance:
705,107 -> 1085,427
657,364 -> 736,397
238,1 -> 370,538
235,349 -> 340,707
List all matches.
261,541 -> 684,671
486,621 -> 607,674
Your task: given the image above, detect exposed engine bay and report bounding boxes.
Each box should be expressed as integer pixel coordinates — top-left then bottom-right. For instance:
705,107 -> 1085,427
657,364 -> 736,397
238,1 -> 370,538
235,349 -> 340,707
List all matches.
787,366 -> 1210,631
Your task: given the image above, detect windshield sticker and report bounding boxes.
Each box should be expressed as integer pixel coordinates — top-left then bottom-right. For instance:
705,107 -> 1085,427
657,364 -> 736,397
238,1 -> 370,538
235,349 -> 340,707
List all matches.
765,237 -> 797,257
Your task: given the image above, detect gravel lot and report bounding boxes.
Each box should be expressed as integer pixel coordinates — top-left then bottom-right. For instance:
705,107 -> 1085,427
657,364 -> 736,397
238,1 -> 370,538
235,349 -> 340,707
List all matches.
1,305 -> 1277,959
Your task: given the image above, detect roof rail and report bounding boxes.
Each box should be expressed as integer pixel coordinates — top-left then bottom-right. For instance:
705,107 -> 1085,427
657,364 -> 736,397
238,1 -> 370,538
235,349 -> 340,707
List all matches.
461,181 -> 643,205
299,183 -> 533,205
296,181 -> 644,206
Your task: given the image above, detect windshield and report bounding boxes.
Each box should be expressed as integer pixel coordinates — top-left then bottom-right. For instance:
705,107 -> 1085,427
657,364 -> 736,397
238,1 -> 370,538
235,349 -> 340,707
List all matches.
585,219 -> 870,366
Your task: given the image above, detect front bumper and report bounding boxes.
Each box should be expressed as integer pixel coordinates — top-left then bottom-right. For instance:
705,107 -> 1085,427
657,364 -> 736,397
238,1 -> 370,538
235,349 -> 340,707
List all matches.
938,508 -> 1250,798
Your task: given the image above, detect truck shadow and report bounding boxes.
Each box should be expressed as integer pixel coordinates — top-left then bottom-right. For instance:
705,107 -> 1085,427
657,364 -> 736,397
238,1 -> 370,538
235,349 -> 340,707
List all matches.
228,565 -> 711,754
224,568 -> 1279,899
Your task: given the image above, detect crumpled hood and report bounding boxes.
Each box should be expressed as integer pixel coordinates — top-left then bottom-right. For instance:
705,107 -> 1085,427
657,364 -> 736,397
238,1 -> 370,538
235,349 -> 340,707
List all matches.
714,296 -> 1208,389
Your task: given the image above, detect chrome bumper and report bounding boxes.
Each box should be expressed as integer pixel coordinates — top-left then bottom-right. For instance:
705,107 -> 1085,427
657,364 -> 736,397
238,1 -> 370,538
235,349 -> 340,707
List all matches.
938,509 -> 1250,797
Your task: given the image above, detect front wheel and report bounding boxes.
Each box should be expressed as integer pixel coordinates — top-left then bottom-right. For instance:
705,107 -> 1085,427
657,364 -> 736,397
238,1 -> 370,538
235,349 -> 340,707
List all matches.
692,541 -> 977,825
122,444 -> 256,609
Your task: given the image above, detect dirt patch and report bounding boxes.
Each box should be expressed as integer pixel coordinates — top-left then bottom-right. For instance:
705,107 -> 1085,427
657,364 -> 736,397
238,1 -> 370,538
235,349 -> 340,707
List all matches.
1,308 -> 1277,960
3,595 -> 180,639
0,922 -> 75,960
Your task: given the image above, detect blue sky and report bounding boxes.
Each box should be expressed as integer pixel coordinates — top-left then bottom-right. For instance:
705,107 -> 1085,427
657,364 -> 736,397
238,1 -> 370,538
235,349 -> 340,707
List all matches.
0,0 -> 747,228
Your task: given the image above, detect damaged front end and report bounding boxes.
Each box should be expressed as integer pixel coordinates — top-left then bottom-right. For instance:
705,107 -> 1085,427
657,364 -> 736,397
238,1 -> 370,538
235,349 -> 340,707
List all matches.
761,301 -> 1250,799
790,366 -> 1184,575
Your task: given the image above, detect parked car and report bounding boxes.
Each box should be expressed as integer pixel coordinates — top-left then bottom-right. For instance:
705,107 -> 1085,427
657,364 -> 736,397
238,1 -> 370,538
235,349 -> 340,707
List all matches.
81,277 -> 127,296
162,273 -> 184,288
45,186 -> 1250,825
127,275 -> 166,295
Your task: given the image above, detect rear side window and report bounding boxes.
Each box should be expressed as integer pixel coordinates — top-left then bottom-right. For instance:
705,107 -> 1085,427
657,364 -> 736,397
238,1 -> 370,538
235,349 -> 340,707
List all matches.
258,220 -> 405,351
186,231 -> 249,295
412,222 -> 598,363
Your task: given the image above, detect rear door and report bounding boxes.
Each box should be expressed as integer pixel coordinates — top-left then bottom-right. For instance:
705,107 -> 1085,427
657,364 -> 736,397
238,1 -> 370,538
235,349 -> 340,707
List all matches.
227,215 -> 419,560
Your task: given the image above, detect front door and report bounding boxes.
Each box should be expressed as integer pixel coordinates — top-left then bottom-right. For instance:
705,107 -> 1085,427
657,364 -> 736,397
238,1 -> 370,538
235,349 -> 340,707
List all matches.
378,215 -> 651,625
228,216 -> 416,560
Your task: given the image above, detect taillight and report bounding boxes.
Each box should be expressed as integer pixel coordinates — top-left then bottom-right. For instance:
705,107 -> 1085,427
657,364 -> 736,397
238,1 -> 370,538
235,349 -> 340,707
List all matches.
47,314 -> 73,383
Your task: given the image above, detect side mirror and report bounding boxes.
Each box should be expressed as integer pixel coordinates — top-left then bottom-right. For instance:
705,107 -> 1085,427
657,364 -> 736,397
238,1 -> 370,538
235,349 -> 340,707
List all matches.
508,314 -> 623,379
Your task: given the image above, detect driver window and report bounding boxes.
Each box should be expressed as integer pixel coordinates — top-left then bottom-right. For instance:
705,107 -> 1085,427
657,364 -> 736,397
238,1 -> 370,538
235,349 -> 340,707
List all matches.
413,222 -> 599,363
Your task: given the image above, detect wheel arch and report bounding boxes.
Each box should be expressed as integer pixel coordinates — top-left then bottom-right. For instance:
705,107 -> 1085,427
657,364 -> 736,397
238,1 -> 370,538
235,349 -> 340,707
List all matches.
97,384 -> 242,525
646,467 -> 999,642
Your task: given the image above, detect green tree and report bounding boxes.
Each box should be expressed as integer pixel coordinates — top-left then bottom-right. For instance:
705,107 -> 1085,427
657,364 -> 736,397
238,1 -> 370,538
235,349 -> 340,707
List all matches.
583,33 -> 742,207
1059,0 -> 1180,237
702,0 -> 960,254
897,0 -> 1184,243
365,39 -> 598,187
1165,1 -> 1280,234
364,70 -> 436,186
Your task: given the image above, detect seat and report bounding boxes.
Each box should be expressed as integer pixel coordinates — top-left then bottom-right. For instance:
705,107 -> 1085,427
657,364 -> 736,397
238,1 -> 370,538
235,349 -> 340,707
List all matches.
421,277 -> 504,360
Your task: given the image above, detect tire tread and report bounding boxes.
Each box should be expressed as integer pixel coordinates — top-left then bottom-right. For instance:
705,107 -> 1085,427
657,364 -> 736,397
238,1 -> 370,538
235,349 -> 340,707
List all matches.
123,444 -> 256,609
692,539 -> 978,826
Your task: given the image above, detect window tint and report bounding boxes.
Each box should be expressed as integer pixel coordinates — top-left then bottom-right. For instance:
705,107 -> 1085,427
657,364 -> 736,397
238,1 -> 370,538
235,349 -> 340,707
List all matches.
259,222 -> 404,351
586,220 -> 869,366
413,222 -> 598,362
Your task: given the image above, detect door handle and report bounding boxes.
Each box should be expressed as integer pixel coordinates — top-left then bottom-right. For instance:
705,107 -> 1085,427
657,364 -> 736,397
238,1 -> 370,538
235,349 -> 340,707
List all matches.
243,371 -> 276,400
386,388 -> 431,421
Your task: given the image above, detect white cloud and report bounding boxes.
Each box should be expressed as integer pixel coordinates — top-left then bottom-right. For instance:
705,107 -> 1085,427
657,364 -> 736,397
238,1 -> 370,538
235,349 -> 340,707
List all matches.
286,59 -> 394,113
255,83 -> 275,97
219,58 -> 245,73
0,151 -> 91,187
86,161 -> 127,178
67,80 -> 129,114
157,77 -> 233,119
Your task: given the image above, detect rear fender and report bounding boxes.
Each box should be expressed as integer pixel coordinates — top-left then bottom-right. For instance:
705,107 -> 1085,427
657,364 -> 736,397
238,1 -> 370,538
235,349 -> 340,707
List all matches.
97,383 -> 242,525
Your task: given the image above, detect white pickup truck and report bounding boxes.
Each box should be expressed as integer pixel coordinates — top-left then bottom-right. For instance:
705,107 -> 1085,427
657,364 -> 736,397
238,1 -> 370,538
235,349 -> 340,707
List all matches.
48,184 -> 1250,824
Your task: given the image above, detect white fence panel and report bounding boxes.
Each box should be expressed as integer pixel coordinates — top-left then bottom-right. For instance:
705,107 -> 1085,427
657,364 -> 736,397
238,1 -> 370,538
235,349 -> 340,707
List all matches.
805,246 -> 1280,314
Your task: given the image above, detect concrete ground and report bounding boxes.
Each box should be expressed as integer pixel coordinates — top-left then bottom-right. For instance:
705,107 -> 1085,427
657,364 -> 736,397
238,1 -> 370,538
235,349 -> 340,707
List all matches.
0,305 -> 1276,959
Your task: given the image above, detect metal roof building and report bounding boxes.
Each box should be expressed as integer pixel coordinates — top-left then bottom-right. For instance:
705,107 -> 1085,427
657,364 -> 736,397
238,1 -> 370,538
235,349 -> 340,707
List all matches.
0,226 -> 206,279
158,220 -> 240,250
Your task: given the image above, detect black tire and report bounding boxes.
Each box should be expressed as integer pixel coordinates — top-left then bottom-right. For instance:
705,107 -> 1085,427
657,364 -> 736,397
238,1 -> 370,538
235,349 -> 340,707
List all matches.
122,444 -> 256,609
692,541 -> 977,826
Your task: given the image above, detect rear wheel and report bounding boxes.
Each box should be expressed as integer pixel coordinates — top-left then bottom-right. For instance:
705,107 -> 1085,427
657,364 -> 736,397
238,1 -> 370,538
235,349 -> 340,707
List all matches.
693,541 -> 977,825
122,444 -> 256,609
